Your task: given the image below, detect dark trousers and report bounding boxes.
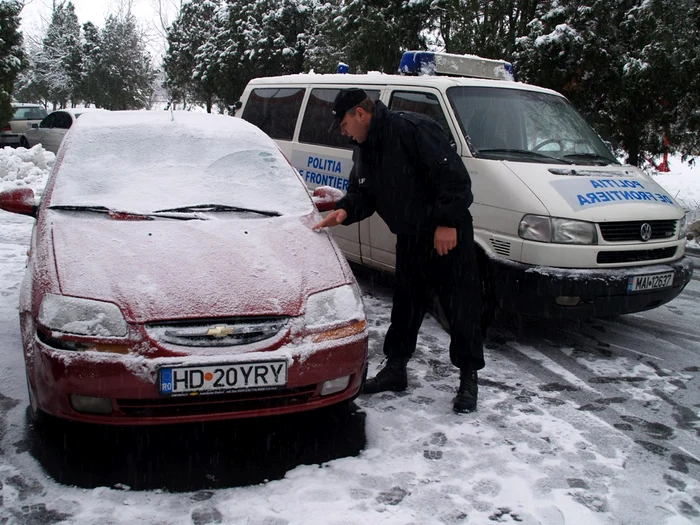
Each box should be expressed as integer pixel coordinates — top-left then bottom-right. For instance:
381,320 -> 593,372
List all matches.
383,225 -> 485,371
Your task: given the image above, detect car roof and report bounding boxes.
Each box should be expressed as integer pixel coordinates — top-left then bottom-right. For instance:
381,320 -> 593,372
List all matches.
11,102 -> 44,108
246,73 -> 564,97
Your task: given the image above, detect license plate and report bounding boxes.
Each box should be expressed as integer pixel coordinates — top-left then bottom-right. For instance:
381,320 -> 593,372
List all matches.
159,361 -> 287,396
627,271 -> 674,293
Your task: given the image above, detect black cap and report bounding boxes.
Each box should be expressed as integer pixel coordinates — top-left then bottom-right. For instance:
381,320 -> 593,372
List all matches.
332,88 -> 368,123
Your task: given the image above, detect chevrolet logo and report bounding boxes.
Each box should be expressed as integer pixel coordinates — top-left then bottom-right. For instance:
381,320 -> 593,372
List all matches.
206,326 -> 235,338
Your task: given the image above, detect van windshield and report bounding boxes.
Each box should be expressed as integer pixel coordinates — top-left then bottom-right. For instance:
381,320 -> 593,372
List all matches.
447,86 -> 618,166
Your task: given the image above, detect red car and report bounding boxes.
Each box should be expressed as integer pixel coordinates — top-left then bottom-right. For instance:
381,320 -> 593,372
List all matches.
0,111 -> 367,426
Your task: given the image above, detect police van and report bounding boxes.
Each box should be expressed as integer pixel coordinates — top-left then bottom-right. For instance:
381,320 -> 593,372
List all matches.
236,51 -> 693,320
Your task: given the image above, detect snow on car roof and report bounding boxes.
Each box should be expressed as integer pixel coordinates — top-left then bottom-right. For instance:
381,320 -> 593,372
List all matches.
49,110 -> 312,216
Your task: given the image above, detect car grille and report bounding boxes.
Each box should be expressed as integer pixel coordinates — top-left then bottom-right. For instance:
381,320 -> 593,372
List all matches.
598,220 -> 677,242
146,317 -> 289,347
116,386 -> 317,417
597,247 -> 677,264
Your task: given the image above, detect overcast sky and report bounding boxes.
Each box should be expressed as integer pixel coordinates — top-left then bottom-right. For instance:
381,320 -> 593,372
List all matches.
19,0 -> 179,57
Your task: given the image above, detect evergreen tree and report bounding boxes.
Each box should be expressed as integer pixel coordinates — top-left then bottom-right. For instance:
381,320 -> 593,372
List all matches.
93,15 -> 157,110
0,0 -> 25,125
34,2 -> 83,109
164,0 -> 220,112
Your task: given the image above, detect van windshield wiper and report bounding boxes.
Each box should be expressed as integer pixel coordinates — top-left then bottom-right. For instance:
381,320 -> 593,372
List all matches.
475,149 -> 574,165
49,205 -> 112,213
154,204 -> 281,217
562,153 -> 618,165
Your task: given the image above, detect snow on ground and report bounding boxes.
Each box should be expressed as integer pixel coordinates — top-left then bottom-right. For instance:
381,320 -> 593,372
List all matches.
0,147 -> 698,524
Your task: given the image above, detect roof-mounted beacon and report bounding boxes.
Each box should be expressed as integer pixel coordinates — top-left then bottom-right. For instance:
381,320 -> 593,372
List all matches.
398,51 -> 514,81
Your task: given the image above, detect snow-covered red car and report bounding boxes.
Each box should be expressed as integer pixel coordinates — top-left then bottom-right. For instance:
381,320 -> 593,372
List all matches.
0,111 -> 368,426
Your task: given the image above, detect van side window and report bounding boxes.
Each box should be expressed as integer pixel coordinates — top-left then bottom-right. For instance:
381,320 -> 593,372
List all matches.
389,91 -> 454,144
242,88 -> 305,140
299,88 -> 380,149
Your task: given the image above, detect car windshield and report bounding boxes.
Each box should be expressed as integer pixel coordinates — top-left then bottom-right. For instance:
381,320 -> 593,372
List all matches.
48,112 -> 312,216
447,86 -> 618,166
12,106 -> 48,120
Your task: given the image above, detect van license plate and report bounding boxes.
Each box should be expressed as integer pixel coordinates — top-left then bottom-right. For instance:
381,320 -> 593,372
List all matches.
627,272 -> 673,293
159,361 -> 287,396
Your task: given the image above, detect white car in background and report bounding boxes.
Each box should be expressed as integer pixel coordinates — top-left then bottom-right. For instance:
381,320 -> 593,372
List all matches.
25,108 -> 104,153
1,103 -> 48,148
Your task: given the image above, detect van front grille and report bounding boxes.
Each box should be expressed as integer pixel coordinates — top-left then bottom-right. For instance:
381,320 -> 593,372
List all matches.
598,220 -> 677,242
597,247 -> 677,264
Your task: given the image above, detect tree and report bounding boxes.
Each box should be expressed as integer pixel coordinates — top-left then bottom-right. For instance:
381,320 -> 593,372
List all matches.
0,0 -> 25,125
164,0 -> 220,112
92,15 -> 157,110
34,1 -> 83,109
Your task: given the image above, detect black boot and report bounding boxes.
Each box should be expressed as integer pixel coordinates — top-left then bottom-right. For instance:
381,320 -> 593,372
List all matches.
453,369 -> 478,413
363,358 -> 408,394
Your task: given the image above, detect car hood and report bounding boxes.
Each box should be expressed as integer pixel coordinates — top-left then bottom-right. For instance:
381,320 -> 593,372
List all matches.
50,213 -> 347,323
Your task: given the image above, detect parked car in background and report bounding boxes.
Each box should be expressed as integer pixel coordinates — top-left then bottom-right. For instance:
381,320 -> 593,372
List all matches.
0,110 -> 368,427
24,108 -> 102,153
1,103 -> 48,148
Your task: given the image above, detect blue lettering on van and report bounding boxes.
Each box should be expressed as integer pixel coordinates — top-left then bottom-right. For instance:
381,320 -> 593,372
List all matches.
553,177 -> 675,211
307,156 -> 342,173
299,168 -> 348,190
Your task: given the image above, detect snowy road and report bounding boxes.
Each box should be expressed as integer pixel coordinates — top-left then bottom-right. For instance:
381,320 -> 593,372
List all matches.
0,211 -> 698,524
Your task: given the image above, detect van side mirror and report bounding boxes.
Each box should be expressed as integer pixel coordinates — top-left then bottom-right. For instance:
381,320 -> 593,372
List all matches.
234,101 -> 242,110
312,186 -> 344,212
0,187 -> 37,217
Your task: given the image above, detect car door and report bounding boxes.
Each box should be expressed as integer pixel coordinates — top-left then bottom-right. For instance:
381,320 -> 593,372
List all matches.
367,88 -> 461,271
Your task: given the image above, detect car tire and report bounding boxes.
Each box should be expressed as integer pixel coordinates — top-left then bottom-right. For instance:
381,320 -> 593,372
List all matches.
19,136 -> 29,149
26,379 -> 47,428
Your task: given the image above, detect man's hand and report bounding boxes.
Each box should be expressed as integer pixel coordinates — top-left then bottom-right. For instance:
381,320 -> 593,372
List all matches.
313,209 -> 348,230
434,226 -> 457,255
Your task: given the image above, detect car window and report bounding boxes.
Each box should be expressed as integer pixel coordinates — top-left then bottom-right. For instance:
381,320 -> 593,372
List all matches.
389,90 -> 454,144
49,113 -> 313,216
40,113 -> 58,128
242,88 -> 305,141
54,112 -> 73,129
12,106 -> 48,120
298,88 -> 381,149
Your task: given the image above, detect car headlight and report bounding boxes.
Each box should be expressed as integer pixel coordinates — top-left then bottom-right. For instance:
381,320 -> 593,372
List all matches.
38,294 -> 128,337
678,214 -> 687,240
304,284 -> 367,342
519,214 -> 597,245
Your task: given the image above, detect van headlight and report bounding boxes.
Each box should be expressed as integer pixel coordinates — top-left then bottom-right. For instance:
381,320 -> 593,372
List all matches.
304,284 -> 367,342
678,214 -> 687,240
38,294 -> 128,337
519,214 -> 597,245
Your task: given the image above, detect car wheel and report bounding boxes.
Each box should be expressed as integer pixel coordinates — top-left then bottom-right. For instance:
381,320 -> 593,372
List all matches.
19,136 -> 29,148
26,380 -> 47,428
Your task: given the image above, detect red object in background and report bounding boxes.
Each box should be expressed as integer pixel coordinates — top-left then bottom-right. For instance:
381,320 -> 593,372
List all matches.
657,133 -> 671,172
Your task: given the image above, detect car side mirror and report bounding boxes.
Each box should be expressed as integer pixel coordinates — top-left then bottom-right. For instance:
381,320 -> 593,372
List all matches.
0,187 -> 37,217
31,123 -> 38,129
312,186 -> 344,212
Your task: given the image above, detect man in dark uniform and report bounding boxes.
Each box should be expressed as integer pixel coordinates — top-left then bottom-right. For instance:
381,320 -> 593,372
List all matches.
313,88 -> 484,413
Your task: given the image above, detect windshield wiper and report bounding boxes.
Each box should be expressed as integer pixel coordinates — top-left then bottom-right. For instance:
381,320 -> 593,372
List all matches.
48,205 -> 200,221
154,204 -> 281,217
562,153 -> 617,165
475,149 -> 574,165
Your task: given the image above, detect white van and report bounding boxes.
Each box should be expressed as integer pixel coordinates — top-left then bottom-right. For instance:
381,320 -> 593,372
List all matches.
236,51 -> 693,320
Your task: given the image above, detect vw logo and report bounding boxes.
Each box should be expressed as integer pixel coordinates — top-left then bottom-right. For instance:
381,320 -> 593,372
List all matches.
640,223 -> 652,241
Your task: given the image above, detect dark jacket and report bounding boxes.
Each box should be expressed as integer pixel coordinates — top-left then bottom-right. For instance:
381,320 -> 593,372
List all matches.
335,100 -> 473,236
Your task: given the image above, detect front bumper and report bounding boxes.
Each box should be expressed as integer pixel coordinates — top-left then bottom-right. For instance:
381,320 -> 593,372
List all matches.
491,255 -> 694,318
28,335 -> 368,425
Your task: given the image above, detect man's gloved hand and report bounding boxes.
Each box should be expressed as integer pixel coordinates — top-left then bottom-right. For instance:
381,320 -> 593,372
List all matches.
434,226 -> 457,255
313,209 -> 348,230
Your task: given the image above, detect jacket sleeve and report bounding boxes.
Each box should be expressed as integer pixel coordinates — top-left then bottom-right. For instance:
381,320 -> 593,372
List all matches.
334,148 -> 376,225
410,120 -> 473,228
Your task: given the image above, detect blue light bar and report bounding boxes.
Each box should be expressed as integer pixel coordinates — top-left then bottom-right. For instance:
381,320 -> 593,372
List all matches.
398,51 -> 514,81
337,62 -> 349,74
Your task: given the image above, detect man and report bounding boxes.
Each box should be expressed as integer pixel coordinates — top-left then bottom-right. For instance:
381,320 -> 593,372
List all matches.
313,88 -> 484,413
